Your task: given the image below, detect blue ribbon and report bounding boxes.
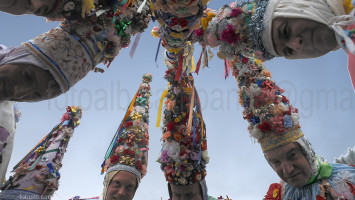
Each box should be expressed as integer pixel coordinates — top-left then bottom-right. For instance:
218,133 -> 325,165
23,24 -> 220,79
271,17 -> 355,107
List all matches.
155,35 -> 163,68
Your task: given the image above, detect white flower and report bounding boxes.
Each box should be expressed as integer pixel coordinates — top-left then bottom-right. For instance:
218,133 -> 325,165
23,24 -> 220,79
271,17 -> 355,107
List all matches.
249,83 -> 261,98
333,171 -> 355,200
162,141 -> 180,162
134,106 -> 145,114
250,125 -> 263,140
202,150 -> 210,164
291,113 -> 299,126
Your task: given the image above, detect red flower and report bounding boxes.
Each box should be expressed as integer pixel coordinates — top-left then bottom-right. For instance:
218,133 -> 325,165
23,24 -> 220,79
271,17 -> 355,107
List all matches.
135,160 -> 142,170
123,149 -> 130,155
35,164 -> 42,170
282,95 -> 289,104
124,121 -> 133,128
243,113 -> 253,120
316,196 -> 326,200
202,140 -> 207,151
264,183 -> 282,200
193,171 -> 202,182
257,121 -> 272,132
167,121 -> 176,132
165,173 -> 174,183
241,57 -> 249,64
110,155 -> 120,164
129,150 -> 136,157
118,137 -> 124,143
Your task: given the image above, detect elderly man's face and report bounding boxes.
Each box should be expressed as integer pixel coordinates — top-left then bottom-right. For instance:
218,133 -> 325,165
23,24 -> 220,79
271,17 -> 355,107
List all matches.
106,171 -> 137,200
0,0 -> 56,16
0,64 -> 60,102
272,17 -> 337,59
264,142 -> 312,188
170,182 -> 203,200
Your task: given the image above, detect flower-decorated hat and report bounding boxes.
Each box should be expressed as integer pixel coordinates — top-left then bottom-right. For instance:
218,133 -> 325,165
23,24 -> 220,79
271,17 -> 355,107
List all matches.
192,0 -> 351,61
157,68 -> 209,186
101,73 -> 152,198
23,0 -> 151,93
235,58 -> 301,152
1,106 -> 82,198
233,57 -> 332,186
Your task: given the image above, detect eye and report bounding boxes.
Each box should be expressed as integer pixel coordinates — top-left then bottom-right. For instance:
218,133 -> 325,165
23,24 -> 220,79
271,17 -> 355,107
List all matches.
283,21 -> 289,39
286,47 -> 294,56
288,153 -> 297,160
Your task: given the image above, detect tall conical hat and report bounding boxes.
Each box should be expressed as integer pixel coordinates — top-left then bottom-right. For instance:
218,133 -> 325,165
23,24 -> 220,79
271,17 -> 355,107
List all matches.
1,106 -> 82,198
101,73 -> 152,183
157,66 -> 209,186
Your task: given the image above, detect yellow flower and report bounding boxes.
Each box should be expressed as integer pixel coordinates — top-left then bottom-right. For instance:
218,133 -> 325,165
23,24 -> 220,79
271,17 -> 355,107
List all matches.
201,12 -> 216,30
35,146 -> 46,155
273,188 -> 279,198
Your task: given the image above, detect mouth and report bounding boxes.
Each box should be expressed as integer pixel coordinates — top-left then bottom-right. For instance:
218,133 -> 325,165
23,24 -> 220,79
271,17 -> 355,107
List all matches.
286,172 -> 301,179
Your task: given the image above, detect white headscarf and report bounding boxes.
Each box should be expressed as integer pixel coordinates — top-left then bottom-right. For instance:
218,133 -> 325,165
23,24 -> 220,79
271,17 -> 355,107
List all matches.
263,0 -> 355,57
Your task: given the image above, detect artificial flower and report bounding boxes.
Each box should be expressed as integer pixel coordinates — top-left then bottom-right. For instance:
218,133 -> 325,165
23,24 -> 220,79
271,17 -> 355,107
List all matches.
220,25 -> 240,44
257,121 -> 272,133
231,8 -> 242,18
202,150 -> 209,163
110,155 -> 120,164
162,141 -> 180,161
264,183 -> 281,200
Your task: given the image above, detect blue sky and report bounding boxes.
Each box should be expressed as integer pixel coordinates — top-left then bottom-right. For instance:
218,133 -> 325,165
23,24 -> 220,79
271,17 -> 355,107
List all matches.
1,1 -> 355,199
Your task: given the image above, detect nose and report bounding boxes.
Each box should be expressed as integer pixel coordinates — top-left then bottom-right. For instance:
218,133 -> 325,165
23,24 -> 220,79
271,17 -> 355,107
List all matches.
117,187 -> 126,197
287,36 -> 303,52
281,161 -> 294,176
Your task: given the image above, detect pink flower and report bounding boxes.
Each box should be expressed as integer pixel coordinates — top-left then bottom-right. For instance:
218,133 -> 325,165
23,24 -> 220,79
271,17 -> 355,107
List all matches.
220,25 -> 240,44
270,115 -> 285,134
61,113 -> 71,123
231,8 -> 242,18
194,28 -> 204,37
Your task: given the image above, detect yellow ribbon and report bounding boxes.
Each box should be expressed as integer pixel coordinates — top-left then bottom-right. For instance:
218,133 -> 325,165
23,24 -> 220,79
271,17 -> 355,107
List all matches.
156,84 -> 170,127
186,80 -> 195,136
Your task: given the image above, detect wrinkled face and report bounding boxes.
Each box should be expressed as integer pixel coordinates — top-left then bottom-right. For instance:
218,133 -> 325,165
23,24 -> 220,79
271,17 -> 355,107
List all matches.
272,17 -> 337,59
264,142 -> 312,188
170,182 -> 203,200
106,171 -> 137,200
0,64 -> 61,102
0,0 -> 56,16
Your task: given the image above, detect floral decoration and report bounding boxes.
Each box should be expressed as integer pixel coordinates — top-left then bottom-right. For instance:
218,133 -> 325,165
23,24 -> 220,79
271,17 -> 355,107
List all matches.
102,74 -> 152,178
2,106 -> 82,197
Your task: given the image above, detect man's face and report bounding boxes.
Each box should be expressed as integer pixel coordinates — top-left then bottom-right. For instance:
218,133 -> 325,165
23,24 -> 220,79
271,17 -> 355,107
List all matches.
170,182 -> 203,200
272,17 -> 337,59
0,0 -> 56,16
264,142 -> 312,188
106,171 -> 137,200
0,64 -> 61,102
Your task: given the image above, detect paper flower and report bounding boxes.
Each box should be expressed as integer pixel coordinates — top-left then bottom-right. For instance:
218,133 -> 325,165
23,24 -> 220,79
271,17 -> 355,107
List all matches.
220,25 -> 240,44
162,141 -> 180,161
264,183 -> 282,200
